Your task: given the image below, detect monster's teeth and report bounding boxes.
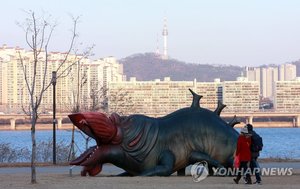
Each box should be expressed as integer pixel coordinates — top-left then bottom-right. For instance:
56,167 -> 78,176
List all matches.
70,146 -> 96,165
81,146 -> 101,166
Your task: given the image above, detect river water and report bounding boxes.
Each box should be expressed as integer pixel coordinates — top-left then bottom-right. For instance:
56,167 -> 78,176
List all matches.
0,128 -> 299,159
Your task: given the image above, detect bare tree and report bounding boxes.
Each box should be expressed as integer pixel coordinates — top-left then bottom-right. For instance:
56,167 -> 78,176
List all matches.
17,10 -> 92,184
67,77 -> 108,159
88,83 -> 108,112
67,61 -> 88,161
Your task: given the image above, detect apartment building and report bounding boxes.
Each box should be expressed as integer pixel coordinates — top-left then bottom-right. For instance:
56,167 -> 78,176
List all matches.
108,77 -> 196,116
80,57 -> 124,111
0,45 -> 125,113
261,67 -> 278,99
274,78 -> 300,112
108,77 -> 259,116
247,64 -> 296,100
222,77 -> 260,112
279,64 -> 297,81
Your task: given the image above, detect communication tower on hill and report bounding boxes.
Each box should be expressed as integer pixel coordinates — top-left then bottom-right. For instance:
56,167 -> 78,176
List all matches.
162,17 -> 168,60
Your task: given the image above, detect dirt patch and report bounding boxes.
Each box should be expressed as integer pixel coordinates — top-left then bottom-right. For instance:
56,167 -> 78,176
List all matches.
0,173 -> 299,189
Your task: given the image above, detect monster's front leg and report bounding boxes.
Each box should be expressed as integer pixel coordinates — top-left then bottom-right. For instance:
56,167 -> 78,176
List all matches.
139,150 -> 175,176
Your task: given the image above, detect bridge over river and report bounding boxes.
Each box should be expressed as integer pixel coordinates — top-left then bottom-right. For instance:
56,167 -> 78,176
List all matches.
0,112 -> 299,130
222,112 -> 300,127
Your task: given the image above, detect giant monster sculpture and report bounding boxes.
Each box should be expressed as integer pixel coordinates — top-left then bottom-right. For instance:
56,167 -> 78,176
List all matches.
68,89 -> 239,176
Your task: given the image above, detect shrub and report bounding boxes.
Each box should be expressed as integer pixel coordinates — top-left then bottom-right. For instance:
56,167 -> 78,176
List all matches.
0,140 -> 71,163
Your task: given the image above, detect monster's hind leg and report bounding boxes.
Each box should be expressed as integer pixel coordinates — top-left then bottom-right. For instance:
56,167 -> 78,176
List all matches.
189,151 -> 223,168
139,150 -> 175,176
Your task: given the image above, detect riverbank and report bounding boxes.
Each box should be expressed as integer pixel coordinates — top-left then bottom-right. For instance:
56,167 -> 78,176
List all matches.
0,124 -> 74,131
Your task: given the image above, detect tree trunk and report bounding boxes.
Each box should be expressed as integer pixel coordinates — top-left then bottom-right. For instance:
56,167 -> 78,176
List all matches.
71,125 -> 76,160
68,124 -> 76,161
31,114 -> 37,184
69,61 -> 81,160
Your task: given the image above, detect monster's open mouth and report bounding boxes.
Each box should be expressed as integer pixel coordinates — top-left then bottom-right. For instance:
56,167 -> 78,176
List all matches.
70,145 -> 103,176
68,112 -> 122,176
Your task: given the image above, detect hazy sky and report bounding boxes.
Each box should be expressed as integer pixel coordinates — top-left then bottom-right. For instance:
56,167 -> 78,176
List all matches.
1,0 -> 300,66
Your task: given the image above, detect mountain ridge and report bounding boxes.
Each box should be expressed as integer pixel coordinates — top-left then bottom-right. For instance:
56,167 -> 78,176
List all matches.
120,53 -> 243,82
120,53 -> 300,81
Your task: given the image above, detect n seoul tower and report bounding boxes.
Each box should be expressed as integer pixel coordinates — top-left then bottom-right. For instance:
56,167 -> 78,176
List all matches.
162,17 -> 168,60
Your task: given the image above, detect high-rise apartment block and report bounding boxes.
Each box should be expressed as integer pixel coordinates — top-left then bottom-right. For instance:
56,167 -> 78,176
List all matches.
274,78 -> 300,112
246,67 -> 260,82
109,77 -> 197,116
261,67 -> 278,99
246,67 -> 261,95
222,77 -> 260,112
0,46 -> 27,111
279,64 -> 297,81
108,77 -> 259,116
80,57 -> 125,111
0,45 -> 125,113
246,64 -> 296,100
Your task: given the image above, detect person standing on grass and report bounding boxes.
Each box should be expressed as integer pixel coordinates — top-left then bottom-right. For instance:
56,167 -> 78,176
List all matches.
233,126 -> 252,184
246,123 -> 263,185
